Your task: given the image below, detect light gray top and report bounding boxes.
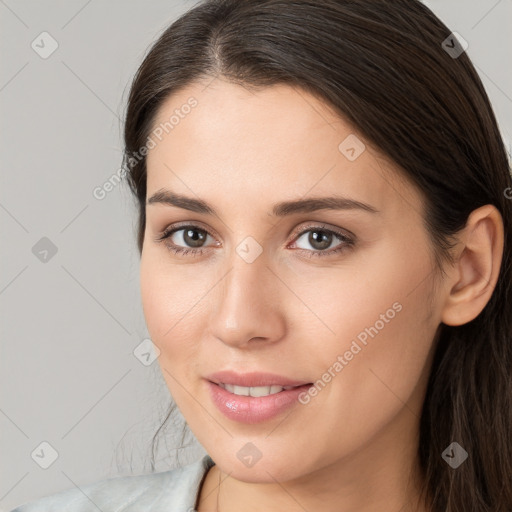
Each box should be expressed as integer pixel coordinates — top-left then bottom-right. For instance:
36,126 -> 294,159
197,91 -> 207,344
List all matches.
10,454 -> 215,512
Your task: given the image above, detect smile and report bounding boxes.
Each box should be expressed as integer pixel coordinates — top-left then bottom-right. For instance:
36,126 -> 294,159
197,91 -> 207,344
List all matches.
217,383 -> 301,397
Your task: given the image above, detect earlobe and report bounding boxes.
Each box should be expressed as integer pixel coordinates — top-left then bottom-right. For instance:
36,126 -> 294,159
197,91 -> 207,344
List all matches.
440,204 -> 504,327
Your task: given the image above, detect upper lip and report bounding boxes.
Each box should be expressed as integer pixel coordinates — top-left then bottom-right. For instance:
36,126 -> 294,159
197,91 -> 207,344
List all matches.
206,370 -> 311,387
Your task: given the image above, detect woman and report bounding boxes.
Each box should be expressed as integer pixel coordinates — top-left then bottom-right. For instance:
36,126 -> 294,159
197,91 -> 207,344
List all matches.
12,0 -> 512,511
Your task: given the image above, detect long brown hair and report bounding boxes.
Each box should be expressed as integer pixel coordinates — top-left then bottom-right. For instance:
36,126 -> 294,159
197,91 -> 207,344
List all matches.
122,1 -> 512,510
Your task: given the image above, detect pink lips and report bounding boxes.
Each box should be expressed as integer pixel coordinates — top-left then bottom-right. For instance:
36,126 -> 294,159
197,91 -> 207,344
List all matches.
205,370 -> 312,424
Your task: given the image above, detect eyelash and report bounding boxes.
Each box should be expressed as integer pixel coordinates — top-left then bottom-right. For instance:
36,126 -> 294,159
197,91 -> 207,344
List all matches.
154,222 -> 355,259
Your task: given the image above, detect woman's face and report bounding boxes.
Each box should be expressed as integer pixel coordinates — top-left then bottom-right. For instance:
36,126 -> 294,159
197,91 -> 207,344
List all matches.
141,79 -> 442,483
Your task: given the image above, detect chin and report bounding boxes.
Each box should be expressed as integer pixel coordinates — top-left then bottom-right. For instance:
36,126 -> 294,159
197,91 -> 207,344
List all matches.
212,446 -> 317,484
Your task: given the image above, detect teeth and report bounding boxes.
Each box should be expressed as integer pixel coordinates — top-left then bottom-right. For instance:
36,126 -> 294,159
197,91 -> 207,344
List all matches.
219,383 -> 290,397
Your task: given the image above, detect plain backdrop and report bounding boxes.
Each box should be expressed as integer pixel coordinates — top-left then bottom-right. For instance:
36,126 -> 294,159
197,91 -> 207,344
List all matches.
1,0 -> 511,509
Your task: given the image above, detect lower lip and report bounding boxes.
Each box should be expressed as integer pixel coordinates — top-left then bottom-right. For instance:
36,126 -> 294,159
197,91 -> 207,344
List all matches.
206,380 -> 312,424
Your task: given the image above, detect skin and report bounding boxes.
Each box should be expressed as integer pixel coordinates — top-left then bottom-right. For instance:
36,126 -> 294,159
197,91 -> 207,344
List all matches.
140,77 -> 504,512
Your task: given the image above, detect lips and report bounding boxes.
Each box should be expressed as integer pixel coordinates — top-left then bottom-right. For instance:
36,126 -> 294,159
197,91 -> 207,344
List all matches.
205,370 -> 311,388
206,380 -> 313,424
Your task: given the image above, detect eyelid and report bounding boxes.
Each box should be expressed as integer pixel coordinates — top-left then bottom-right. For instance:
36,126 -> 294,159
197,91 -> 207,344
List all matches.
288,221 -> 355,244
156,220 -> 353,241
155,220 -> 219,241
154,220 -> 356,256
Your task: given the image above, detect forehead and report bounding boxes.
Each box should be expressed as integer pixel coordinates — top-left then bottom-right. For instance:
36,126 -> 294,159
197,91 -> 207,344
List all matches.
145,79 -> 423,219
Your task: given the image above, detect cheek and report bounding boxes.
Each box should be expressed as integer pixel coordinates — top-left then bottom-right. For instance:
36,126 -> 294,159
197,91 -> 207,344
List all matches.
295,240 -> 436,438
290,237 -> 432,348
140,257 -> 208,408
139,249 -> 215,377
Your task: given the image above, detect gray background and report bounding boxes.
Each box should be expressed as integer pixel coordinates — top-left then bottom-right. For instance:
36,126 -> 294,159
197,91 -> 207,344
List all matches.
1,0 -> 511,509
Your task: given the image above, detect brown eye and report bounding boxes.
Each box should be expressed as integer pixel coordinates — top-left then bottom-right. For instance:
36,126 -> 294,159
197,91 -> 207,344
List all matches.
300,229 -> 336,251
291,224 -> 355,258
175,226 -> 208,248
155,224 -> 218,257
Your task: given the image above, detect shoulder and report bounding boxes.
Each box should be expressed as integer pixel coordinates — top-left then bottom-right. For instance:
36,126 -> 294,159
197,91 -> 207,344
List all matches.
10,454 -> 215,512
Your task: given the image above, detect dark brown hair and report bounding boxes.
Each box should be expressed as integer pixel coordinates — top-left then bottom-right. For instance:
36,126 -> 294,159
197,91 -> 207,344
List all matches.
122,1 -> 512,510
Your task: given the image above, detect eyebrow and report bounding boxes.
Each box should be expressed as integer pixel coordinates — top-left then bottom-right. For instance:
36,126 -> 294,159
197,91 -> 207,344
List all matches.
146,189 -> 380,216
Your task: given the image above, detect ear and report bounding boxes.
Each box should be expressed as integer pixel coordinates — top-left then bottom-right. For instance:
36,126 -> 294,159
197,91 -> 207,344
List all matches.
441,204 -> 504,326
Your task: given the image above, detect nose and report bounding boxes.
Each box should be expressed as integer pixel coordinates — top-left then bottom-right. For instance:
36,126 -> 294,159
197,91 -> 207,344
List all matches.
208,253 -> 286,349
